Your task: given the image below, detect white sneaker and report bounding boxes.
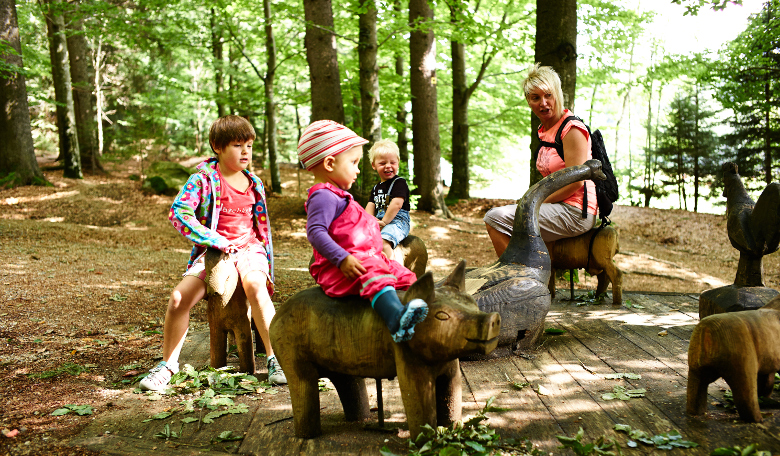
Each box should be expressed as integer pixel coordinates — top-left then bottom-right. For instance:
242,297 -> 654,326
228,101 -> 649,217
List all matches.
267,356 -> 287,385
139,361 -> 178,391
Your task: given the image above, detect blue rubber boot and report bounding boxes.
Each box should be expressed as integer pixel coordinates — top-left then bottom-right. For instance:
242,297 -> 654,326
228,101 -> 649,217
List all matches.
372,287 -> 429,342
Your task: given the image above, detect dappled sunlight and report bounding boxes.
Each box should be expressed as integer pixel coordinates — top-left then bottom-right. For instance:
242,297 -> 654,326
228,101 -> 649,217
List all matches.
290,232 -> 307,238
428,257 -> 454,269
1,191 -> 80,205
617,254 -> 728,288
43,217 -> 64,223
94,197 -> 123,205
428,226 -> 452,240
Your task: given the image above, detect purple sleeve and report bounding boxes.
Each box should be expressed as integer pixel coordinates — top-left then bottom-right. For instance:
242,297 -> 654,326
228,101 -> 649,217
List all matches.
306,189 -> 350,267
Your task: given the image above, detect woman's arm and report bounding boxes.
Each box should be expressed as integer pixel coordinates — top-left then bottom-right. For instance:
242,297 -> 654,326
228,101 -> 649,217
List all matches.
543,127 -> 589,203
379,197 -> 404,228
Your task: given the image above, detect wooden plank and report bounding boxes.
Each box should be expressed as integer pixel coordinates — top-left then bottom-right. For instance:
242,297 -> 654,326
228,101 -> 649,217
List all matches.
69,434 -> 235,455
459,356 -> 564,453
549,298 -> 780,452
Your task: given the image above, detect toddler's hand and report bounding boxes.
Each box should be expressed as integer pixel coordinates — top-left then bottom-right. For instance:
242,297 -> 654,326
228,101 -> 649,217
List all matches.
340,255 -> 366,280
226,245 -> 239,255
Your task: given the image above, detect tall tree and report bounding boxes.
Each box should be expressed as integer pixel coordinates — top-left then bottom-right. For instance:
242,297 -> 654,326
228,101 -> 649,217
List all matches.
393,0 -> 409,171
0,0 -> 45,187
66,7 -> 102,173
304,0 -> 345,123
409,0 -> 450,216
531,0 -> 577,185
263,0 -> 281,194
448,0 -> 513,200
45,0 -> 81,178
210,7 -> 227,118
358,0 -> 381,199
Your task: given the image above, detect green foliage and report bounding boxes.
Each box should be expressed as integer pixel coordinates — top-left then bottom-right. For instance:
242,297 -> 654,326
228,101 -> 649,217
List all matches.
29,362 -> 92,379
51,404 -> 93,416
380,396 -> 543,456
557,427 -> 617,456
601,385 -> 646,401
711,443 -> 769,456
613,424 -> 698,450
154,422 -> 184,440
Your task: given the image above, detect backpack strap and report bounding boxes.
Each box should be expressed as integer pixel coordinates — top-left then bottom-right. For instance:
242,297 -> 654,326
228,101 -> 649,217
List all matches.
534,115 -> 590,219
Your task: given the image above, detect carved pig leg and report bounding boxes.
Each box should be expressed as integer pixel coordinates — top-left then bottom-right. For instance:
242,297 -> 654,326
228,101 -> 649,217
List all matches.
286,361 -> 324,438
435,360 -> 461,427
328,372 -> 371,422
723,359 -> 762,422
595,265 -> 622,305
207,287 -> 255,374
757,372 -> 776,398
394,345 -> 436,439
686,367 -> 718,416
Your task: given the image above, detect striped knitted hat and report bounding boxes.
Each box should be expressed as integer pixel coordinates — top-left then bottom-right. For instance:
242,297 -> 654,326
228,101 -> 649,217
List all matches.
297,120 -> 368,170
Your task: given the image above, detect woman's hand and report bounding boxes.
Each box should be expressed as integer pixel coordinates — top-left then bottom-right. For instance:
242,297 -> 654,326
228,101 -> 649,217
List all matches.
339,255 -> 366,280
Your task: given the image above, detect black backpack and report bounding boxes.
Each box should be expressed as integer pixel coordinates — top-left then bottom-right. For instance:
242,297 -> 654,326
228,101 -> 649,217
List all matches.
533,115 -> 619,223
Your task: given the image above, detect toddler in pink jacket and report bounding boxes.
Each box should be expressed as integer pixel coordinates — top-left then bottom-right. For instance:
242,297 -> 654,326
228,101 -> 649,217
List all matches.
299,120 -> 427,342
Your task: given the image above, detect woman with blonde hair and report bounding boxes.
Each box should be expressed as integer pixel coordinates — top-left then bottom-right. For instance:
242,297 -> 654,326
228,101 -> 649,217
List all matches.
484,63 -> 597,257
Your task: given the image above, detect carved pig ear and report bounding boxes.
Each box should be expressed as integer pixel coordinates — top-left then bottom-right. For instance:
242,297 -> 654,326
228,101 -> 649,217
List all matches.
403,272 -> 435,304
441,260 -> 467,292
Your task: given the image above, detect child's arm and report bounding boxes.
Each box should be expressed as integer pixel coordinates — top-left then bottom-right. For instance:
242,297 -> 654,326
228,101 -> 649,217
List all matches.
169,173 -> 233,252
306,190 -> 356,273
365,201 -> 376,217
378,197 -> 404,229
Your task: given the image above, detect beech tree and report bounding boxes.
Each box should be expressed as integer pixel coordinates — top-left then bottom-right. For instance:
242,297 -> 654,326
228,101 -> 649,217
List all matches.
530,0 -> 577,185
357,0 -> 381,198
263,0 -> 281,194
0,0 -> 45,187
304,0 -> 345,123
45,0 -> 81,179
409,0 -> 450,216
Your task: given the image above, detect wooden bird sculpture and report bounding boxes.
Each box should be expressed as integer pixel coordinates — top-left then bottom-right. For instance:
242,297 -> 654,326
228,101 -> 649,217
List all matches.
465,159 -> 607,351
699,163 -> 780,317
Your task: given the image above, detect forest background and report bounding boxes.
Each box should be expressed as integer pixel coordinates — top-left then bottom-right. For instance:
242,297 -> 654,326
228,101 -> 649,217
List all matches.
1,0 -> 779,213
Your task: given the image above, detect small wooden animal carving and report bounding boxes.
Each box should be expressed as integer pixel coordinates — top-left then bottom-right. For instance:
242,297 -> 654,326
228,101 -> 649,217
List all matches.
269,261 -> 501,439
204,248 -> 255,374
687,295 -> 780,422
547,225 -> 623,305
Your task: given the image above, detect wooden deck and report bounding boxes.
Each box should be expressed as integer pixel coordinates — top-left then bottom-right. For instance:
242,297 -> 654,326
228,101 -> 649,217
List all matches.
70,291 -> 780,455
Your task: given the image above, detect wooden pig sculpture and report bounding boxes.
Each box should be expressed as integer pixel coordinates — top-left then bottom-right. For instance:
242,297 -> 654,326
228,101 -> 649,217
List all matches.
204,248 -> 255,374
547,225 -> 623,305
269,261 -> 501,439
687,295 -> 780,422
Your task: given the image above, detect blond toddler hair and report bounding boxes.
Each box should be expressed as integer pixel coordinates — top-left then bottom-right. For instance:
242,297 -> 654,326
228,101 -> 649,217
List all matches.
368,139 -> 400,163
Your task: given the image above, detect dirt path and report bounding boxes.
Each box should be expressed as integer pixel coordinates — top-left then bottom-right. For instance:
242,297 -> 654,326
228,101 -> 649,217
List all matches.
1,158 -> 778,455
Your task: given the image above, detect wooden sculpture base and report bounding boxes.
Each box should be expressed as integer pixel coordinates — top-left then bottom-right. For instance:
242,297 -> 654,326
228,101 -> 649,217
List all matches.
698,285 -> 779,319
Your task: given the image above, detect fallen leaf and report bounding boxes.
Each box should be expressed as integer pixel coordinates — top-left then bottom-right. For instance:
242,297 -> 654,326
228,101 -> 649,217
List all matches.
2,429 -> 19,438
658,330 -> 668,336
537,385 -> 551,396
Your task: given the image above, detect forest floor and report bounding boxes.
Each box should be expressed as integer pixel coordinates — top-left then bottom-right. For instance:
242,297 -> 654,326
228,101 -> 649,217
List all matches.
1,155 -> 778,455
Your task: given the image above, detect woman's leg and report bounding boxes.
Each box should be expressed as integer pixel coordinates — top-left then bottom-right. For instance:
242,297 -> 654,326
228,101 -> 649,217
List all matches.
486,224 -> 511,258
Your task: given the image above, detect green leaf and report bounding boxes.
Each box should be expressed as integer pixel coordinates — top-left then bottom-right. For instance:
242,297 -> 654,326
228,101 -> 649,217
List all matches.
214,430 -> 244,442
143,411 -> 174,422
613,424 -> 631,433
51,408 -> 70,416
544,328 -> 566,335
438,446 -> 462,456
180,417 -> 198,424
379,447 -> 400,456
464,440 -> 486,452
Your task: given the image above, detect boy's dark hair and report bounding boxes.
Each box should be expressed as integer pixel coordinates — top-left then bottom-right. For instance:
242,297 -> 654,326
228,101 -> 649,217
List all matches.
209,115 -> 256,154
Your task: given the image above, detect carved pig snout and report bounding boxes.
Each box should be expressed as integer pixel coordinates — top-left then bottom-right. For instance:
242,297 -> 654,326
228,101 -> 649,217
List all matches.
468,311 -> 501,355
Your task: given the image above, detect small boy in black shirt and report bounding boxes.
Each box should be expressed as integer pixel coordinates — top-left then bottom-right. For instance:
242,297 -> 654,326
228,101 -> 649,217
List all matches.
365,140 -> 411,260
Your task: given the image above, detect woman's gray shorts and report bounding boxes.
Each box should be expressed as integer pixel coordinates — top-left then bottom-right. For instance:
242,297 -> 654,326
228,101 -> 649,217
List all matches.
484,202 -> 596,242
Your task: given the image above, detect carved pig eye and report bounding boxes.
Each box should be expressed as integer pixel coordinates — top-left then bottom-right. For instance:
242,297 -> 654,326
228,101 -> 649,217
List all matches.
434,311 -> 450,321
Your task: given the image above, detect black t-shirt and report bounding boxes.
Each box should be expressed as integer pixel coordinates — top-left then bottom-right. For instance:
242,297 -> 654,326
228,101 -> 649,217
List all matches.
370,176 -> 410,213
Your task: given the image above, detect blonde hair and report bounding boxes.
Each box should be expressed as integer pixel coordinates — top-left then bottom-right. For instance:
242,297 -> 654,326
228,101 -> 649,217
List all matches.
209,115 -> 256,154
521,63 -> 565,118
368,139 -> 400,163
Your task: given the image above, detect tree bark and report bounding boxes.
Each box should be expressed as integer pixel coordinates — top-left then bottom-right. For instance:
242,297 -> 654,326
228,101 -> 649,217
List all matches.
263,0 -> 281,194
358,0 -> 381,198
449,3 -> 469,199
66,9 -> 101,174
0,0 -> 45,186
210,7 -> 226,118
45,0 -> 81,179
303,0 -> 345,123
531,0 -> 577,185
409,0 -> 450,216
394,0 -> 409,169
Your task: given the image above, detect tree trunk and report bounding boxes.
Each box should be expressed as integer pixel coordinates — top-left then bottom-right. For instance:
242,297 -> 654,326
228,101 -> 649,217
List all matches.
66,10 -> 101,174
263,0 -> 281,194
694,85 -> 700,213
449,3 -> 469,200
304,0 -> 345,123
358,0 -> 381,199
765,79 -> 772,184
643,78 -> 653,208
210,7 -> 226,118
394,0 -> 409,169
45,0 -> 82,179
532,0 -> 577,185
0,0 -> 45,186
409,0 -> 450,216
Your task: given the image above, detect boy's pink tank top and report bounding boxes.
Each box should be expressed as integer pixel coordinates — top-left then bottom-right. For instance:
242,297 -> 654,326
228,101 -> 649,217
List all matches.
216,167 -> 256,248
